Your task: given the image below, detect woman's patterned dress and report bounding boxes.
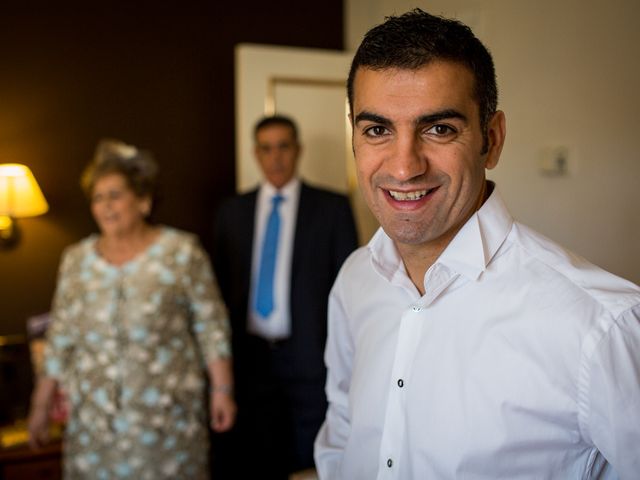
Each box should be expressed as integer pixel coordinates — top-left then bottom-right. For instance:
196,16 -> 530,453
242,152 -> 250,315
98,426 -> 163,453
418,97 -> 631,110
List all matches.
43,227 -> 231,479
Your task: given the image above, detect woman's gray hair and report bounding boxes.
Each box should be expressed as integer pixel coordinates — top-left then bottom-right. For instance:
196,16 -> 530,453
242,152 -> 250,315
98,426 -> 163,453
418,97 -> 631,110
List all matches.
80,139 -> 158,199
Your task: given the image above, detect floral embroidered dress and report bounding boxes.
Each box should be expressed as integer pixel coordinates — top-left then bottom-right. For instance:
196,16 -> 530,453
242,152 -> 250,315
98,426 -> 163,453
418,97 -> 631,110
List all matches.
43,227 -> 231,479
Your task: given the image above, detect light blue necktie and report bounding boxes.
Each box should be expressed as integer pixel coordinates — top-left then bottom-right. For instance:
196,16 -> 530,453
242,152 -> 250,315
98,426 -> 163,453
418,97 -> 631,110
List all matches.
255,193 -> 284,318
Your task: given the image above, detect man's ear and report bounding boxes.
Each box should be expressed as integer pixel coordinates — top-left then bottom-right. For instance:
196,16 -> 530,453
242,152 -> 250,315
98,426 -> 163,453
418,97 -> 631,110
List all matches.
485,110 -> 506,170
348,112 -> 356,154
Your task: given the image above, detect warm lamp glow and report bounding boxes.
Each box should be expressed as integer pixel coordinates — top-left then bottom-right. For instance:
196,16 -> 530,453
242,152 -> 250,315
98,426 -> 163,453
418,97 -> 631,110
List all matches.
0,215 -> 11,229
0,164 -> 49,217
0,163 -> 49,247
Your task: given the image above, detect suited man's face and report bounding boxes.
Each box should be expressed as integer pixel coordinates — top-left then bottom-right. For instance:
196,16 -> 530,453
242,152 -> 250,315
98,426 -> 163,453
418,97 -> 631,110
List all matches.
254,124 -> 300,189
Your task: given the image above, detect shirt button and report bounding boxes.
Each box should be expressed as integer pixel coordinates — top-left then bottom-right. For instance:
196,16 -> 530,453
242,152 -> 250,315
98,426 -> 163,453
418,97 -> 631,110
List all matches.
387,458 -> 393,468
412,305 -> 422,312
397,379 -> 404,388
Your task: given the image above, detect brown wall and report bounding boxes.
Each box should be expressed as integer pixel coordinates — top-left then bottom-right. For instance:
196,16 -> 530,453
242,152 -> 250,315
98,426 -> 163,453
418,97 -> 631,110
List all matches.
0,2 -> 344,335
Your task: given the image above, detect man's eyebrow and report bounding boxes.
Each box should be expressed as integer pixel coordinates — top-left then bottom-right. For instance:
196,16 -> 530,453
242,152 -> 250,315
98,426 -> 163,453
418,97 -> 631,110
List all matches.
417,109 -> 467,125
354,111 -> 392,126
257,140 -> 294,148
354,109 -> 468,127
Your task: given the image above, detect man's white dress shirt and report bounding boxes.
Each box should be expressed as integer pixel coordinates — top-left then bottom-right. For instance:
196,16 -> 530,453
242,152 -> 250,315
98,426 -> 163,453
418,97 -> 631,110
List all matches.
248,178 -> 300,340
315,186 -> 640,479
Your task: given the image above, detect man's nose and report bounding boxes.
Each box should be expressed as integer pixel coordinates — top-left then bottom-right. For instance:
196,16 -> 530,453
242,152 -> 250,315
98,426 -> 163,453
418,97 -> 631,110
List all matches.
387,134 -> 427,182
266,145 -> 283,158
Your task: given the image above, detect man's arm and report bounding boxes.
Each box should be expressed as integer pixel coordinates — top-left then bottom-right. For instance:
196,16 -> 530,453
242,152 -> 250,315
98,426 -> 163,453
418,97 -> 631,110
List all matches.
314,274 -> 355,479
584,304 -> 640,479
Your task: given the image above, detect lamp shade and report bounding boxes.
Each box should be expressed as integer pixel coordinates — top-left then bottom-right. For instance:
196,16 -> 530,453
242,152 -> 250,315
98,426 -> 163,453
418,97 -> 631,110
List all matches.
0,164 -> 49,218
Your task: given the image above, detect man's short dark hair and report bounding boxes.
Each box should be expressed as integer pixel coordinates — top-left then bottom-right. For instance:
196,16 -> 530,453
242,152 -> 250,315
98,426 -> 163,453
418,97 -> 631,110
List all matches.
254,115 -> 299,143
347,8 -> 497,153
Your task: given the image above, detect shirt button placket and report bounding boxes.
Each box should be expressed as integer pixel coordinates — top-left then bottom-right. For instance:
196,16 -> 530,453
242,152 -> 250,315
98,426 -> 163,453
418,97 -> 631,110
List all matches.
382,303 -> 421,479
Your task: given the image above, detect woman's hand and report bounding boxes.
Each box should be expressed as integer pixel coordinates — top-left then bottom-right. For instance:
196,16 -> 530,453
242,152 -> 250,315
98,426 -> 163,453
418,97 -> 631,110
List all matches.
207,358 -> 236,432
209,388 -> 237,432
27,376 -> 58,449
27,403 -> 51,449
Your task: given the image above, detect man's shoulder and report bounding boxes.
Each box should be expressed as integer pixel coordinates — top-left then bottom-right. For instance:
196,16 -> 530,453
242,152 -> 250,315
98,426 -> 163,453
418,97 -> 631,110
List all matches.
509,222 -> 640,314
301,182 -> 350,203
336,245 -> 372,279
299,183 -> 353,219
217,189 -> 258,212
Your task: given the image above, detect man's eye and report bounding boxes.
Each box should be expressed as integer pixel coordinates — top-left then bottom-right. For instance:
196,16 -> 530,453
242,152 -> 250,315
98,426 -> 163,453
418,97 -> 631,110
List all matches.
427,124 -> 455,136
364,125 -> 389,137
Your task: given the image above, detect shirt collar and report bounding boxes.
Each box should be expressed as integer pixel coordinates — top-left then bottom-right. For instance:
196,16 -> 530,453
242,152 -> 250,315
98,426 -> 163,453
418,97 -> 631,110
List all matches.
368,182 -> 514,283
368,226 -> 403,282
438,182 -> 513,280
259,177 -> 301,202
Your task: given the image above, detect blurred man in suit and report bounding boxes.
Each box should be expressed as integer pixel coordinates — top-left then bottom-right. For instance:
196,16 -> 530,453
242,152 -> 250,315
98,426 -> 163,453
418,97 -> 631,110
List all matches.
212,114 -> 358,478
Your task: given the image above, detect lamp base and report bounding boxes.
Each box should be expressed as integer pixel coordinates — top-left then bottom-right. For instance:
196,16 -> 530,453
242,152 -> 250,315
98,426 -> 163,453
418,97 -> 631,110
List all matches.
0,216 -> 19,248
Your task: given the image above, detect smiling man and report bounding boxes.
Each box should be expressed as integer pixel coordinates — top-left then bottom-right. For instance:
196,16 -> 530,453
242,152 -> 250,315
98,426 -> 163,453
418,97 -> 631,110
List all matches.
314,9 -> 640,480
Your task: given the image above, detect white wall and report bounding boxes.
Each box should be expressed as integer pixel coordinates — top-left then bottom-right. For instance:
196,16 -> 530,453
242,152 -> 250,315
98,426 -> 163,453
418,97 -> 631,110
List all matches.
346,0 -> 640,284
235,45 -> 352,192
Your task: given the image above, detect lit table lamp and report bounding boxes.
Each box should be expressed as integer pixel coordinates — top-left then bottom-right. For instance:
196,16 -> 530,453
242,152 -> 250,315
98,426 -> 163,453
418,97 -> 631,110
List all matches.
0,164 -> 49,247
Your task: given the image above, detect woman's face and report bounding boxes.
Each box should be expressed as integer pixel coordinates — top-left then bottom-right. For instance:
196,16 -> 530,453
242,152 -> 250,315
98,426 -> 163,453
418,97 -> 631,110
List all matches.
90,173 -> 150,237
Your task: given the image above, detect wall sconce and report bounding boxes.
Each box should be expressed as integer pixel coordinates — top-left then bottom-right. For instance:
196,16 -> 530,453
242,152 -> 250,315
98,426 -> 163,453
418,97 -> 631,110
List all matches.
0,164 -> 49,248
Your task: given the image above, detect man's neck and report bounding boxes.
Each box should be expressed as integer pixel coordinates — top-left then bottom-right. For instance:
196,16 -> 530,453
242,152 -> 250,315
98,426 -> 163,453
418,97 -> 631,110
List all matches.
397,180 -> 493,296
396,236 -> 450,296
262,176 -> 300,194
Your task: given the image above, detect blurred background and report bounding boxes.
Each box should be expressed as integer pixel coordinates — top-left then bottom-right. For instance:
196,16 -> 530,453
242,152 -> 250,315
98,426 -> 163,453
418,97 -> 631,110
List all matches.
0,1 -> 344,337
1,0 -> 638,437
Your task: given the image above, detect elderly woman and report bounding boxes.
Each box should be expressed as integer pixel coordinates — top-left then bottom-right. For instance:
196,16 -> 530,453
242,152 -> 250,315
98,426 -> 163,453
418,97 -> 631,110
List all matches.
28,139 -> 235,479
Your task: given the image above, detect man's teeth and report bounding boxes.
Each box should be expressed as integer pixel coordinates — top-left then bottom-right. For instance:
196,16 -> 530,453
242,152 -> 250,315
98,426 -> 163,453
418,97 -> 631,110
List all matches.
389,189 -> 428,201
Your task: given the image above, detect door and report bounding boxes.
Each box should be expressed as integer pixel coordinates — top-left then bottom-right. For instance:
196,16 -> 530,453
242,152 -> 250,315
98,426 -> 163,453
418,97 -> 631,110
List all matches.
235,43 -> 378,244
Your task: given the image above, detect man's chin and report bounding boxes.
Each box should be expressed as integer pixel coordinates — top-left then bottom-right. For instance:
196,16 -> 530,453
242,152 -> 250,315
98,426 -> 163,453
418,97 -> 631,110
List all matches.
381,223 -> 432,247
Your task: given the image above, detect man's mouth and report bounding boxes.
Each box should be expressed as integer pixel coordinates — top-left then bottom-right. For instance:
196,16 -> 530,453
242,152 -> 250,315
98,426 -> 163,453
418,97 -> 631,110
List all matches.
387,187 -> 435,201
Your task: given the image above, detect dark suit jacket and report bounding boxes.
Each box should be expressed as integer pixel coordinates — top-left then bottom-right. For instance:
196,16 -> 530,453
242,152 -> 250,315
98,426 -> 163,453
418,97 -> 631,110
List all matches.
212,182 -> 358,391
